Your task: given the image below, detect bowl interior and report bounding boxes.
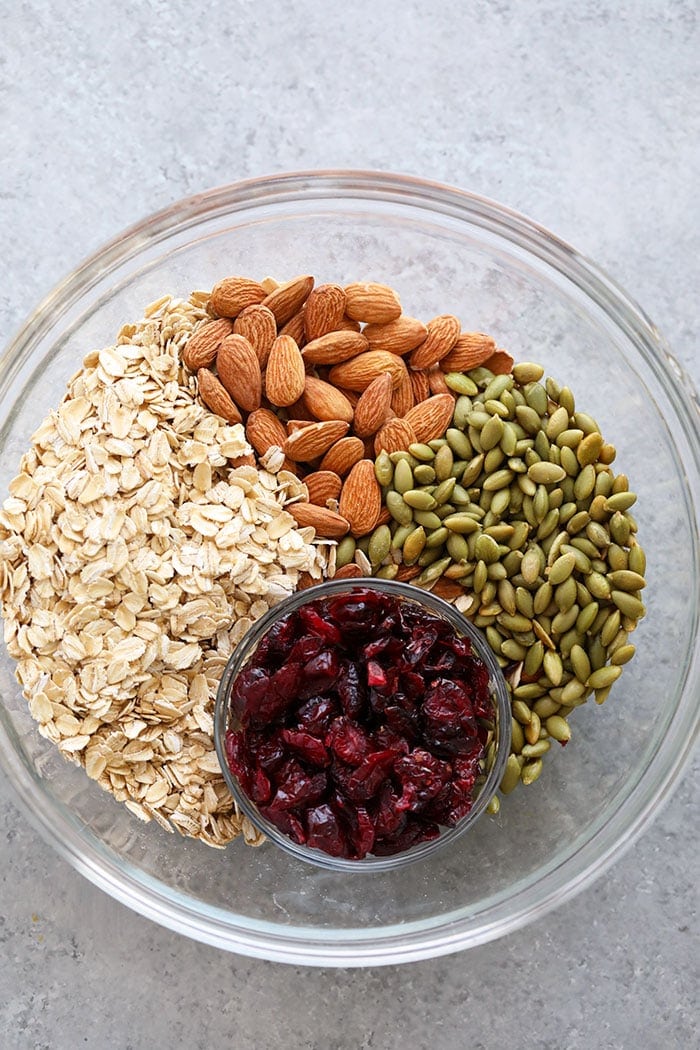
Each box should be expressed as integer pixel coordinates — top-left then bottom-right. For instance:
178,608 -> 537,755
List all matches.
0,175 -> 697,964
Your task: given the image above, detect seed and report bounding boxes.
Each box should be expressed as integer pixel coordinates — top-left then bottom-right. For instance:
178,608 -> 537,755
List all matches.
546,405 -> 570,440
413,510 -> 443,529
453,396 -> 472,430
608,569 -> 646,591
499,422 -> 517,457
558,387 -> 575,414
461,454 -> 486,486
609,510 -> 631,545
392,458 -> 413,494
570,643 -> 592,683
500,754 -> 522,794
607,543 -> 628,572
573,464 -> 596,500
599,443 -> 617,464
611,590 -> 646,620
589,494 -> 608,522
442,513 -> 481,534
512,700 -> 532,725
413,464 -> 436,484
486,795 -> 501,816
528,461 -> 566,486
521,758 -> 543,785
390,451 -> 418,466
543,649 -> 563,686
415,556 -> 452,585
545,715 -> 571,743
445,533 -> 469,561
515,586 -> 535,618
547,552 -> 576,585
628,543 -> 646,576
587,571 -> 611,600
483,374 -> 513,401
368,524 -> 392,567
376,563 -> 399,579
408,443 -> 436,463
424,526 -> 449,549
433,477 -> 457,505
501,639 -> 527,661
557,428 -> 584,448
374,451 -> 393,486
512,362 -> 544,383
433,444 -> 454,481
386,490 -> 413,525
610,643 -> 636,665
521,547 -> 542,585
509,716 -> 525,753
480,414 -> 504,451
402,489 -> 437,510
475,534 -> 501,564
444,372 -> 478,395
481,468 -> 514,492
587,664 -> 623,690
595,471 -> 614,498
473,559 -> 488,592
402,526 -> 427,564
577,431 -> 604,466
537,508 -> 560,540
521,741 -> 551,759
594,685 -> 612,705
499,612 -> 533,633
418,547 -> 441,567
604,491 -> 637,513
335,535 -> 357,568
391,523 -> 413,550
444,428 -> 471,460
561,677 -> 586,703
533,581 -> 553,615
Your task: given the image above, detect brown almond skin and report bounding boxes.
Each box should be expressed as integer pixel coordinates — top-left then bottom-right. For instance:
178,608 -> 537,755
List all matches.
390,371 -> 415,416
196,369 -> 242,424
279,308 -> 306,347
374,417 -> 417,455
265,335 -> 306,407
288,502 -> 350,539
302,330 -> 368,366
409,314 -> 461,370
319,436 -> 366,476
363,316 -> 428,355
284,420 -> 350,461
428,367 -> 452,396
328,350 -> 408,392
440,332 -> 496,372
301,375 -> 355,423
262,275 -> 314,325
333,563 -> 365,580
409,369 -> 431,403
484,349 -> 515,375
233,305 -> 277,368
304,284 -> 347,341
209,276 -> 266,318
344,282 -> 402,324
216,333 -> 262,412
352,372 -> 394,437
403,393 -> 455,443
245,407 -> 288,456
339,459 -> 382,537
182,318 -> 233,371
303,470 -> 343,506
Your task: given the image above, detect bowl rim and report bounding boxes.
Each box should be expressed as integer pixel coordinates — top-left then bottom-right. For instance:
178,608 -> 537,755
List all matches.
213,577 -> 512,872
0,169 -> 698,966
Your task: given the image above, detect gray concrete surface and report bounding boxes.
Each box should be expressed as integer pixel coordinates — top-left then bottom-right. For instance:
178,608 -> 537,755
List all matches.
1,2 -> 698,1048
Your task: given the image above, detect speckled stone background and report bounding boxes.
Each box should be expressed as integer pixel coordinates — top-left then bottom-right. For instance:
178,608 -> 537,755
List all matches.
1,2 -> 698,1048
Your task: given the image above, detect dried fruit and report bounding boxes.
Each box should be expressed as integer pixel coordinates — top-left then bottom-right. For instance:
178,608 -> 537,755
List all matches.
304,284 -> 347,341
339,460 -> 382,537
363,316 -> 428,356
210,276 -> 266,317
285,420 -> 351,462
233,304 -> 277,367
328,351 -> 408,392
217,333 -> 262,412
287,502 -> 350,539
262,274 -> 314,325
352,373 -> 394,437
265,334 -> 306,407
182,318 -> 233,371
403,394 -> 455,443
302,375 -> 355,423
196,368 -> 242,424
344,282 -> 402,324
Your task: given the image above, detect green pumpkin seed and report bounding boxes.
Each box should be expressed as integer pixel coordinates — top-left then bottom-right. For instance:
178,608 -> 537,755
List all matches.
512,362 -> 544,384
415,555 -> 452,584
521,758 -> 543,785
521,740 -> 551,758
557,427 -> 584,449
628,543 -> 646,576
551,604 -> 579,634
573,464 -> 596,500
433,477 -> 457,505
433,444 -> 454,481
442,513 -> 481,534
461,454 -> 486,486
444,372 -> 478,395
500,754 -> 522,794
587,664 -> 622,690
512,700 -> 533,725
393,458 -> 413,494
594,471 -> 614,498
558,386 -> 575,414
546,405 -> 570,440
386,490 -> 413,525
446,533 -> 470,561
610,643 -> 636,665
608,569 -> 646,591
408,443 -> 435,462
570,643 -> 592,683
533,581 -> 553,615
374,451 -> 393,486
480,414 -> 505,451
402,489 -> 437,510
375,563 -> 399,579
561,677 -> 586,703
402,526 -> 427,564
587,571 -> 611,600
483,374 -> 513,401
533,485 -> 549,523
604,491 -> 637,513
391,523 -> 414,550
607,544 -> 628,572
473,560 -> 488,592
545,715 -> 571,743
548,552 -> 576,585
335,535 -> 357,568
498,612 -> 533,633
475,533 -> 501,564
576,431 -> 604,466
453,396 -> 472,430
368,525 -> 392,567
413,464 -> 436,485
611,590 -> 646,620
524,382 -> 549,415
543,649 -> 563,686
533,696 -> 560,718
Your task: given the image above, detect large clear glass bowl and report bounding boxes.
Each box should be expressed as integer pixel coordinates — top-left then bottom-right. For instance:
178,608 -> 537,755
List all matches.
0,172 -> 697,966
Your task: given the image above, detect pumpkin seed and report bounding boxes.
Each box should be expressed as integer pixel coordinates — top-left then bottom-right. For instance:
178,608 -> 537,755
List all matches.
521,758 -> 543,785
545,715 -> 571,742
587,664 -> 622,689
628,543 -> 646,576
570,643 -> 592,683
500,754 -> 522,794
402,526 -> 427,564
577,432 -> 604,465
512,362 -> 544,383
548,552 -> 576,585
335,535 -> 357,568
375,563 -> 399,580
433,443 -> 454,481
604,491 -> 637,513
442,513 -> 481,534
611,590 -> 646,620
374,451 -> 393,486
480,414 -> 505,450
402,489 -> 437,510
521,740 -> 551,758
607,569 -> 646,591
444,372 -> 478,395
610,643 -> 636,665
393,458 -> 413,494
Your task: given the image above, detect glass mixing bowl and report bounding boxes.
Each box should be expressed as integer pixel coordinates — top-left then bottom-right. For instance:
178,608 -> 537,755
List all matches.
0,172 -> 697,966
214,578 -> 511,872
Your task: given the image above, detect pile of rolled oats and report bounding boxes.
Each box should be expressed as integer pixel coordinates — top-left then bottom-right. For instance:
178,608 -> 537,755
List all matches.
0,294 -> 332,848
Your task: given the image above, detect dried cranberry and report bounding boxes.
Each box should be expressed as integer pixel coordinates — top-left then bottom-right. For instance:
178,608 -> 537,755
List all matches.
337,661 -> 367,719
306,803 -> 349,857
395,750 -> 453,812
280,728 -> 330,768
296,695 -> 338,735
325,717 -> 373,766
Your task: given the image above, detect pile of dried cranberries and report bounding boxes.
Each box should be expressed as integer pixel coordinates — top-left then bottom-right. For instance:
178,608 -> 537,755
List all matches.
224,588 -> 495,859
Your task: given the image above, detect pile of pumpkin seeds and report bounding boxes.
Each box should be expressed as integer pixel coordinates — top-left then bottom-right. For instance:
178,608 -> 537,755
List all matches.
336,361 -> 647,801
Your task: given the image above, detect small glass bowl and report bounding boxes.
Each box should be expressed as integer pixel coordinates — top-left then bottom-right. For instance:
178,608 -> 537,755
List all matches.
214,578 -> 512,872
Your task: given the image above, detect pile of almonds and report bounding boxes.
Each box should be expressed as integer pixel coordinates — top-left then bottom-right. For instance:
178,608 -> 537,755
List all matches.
183,275 -> 508,545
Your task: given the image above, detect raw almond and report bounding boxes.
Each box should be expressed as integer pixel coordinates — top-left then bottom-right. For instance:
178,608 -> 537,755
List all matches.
209,276 -> 266,318
363,316 -> 428,356
287,419 -> 313,435
352,372 -> 394,437
216,333 -> 262,412
409,369 -> 431,403
395,563 -> 422,582
279,308 -> 306,347
319,436 -> 365,476
333,563 -> 365,580
339,459 -> 382,537
328,350 -> 408,392
484,349 -> 515,375
304,284 -> 347,340
374,417 -> 417,455
284,420 -> 350,461
337,316 -> 362,332
288,502 -> 350,539
431,578 -> 466,601
262,274 -> 314,325
245,407 -> 288,456
390,370 -> 415,416
302,330 -> 368,365
301,375 -> 355,423
344,282 -> 402,324
440,332 -> 496,372
265,335 -> 306,407
404,393 -> 455,443
233,304 -> 277,368
181,318 -> 233,371
408,314 -> 460,369
303,470 -> 343,506
287,397 -> 317,422
428,367 -> 452,396
196,368 -> 243,424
